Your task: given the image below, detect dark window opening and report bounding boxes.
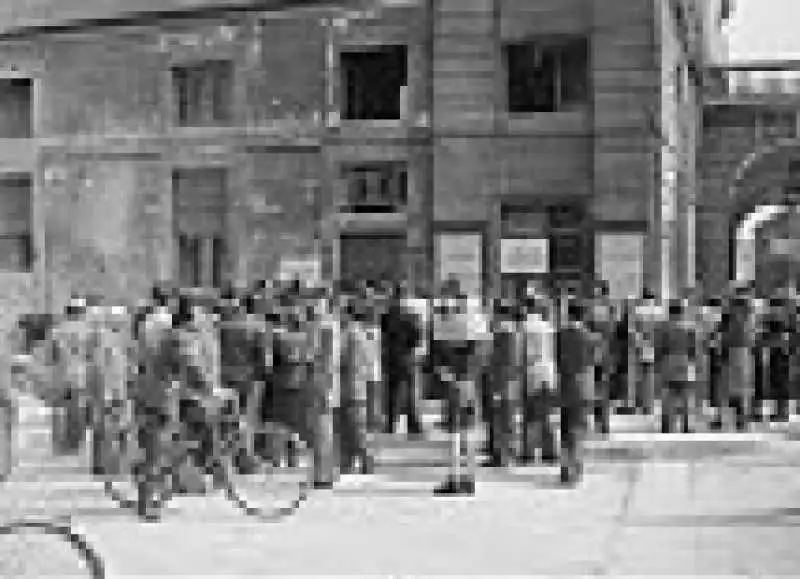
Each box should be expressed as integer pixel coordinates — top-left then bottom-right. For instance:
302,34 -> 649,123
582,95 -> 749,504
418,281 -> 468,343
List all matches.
172,60 -> 233,127
505,38 -> 588,113
173,168 -> 227,290
342,162 -> 408,213
212,236 -> 225,289
0,78 -> 32,138
341,45 -> 407,120
0,173 -> 31,272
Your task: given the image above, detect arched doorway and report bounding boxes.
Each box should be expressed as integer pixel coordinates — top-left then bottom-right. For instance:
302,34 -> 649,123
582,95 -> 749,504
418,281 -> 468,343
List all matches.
729,140 -> 800,295
732,205 -> 800,296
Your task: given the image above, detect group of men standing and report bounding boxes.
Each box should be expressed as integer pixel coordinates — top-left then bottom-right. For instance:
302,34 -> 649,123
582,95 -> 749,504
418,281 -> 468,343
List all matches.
9,275 -> 800,503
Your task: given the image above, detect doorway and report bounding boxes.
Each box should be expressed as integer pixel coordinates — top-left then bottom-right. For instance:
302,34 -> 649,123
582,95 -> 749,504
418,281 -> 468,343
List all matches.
339,233 -> 408,291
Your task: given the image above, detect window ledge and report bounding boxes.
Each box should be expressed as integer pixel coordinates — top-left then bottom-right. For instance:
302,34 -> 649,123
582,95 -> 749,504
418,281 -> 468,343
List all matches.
500,109 -> 590,135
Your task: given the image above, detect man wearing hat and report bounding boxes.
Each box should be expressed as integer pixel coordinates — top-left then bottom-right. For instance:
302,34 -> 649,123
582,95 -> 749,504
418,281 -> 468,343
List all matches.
715,281 -> 756,430
431,277 -> 492,495
50,294 -> 95,455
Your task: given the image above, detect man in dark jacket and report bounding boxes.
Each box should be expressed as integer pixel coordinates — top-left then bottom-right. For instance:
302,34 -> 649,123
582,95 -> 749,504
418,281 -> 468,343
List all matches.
715,285 -> 755,431
587,280 -> 615,434
765,296 -> 792,422
557,298 -> 597,485
381,281 -> 423,435
656,299 -> 698,434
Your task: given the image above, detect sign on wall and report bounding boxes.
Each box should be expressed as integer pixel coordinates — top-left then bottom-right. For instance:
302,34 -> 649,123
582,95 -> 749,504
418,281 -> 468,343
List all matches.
770,238 -> 800,257
596,233 -> 644,300
279,256 -> 321,287
435,232 -> 482,297
500,238 -> 548,274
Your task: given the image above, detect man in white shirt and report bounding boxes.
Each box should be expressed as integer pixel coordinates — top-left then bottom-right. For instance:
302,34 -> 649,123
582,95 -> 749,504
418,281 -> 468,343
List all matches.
431,279 -> 492,496
521,292 -> 558,464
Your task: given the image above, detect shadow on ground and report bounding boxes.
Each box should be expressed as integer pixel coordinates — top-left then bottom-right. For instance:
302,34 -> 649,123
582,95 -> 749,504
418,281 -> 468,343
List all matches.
628,507 -> 800,528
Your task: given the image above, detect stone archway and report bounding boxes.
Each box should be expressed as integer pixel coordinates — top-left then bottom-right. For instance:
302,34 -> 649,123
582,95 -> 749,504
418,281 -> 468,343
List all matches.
728,139 -> 800,293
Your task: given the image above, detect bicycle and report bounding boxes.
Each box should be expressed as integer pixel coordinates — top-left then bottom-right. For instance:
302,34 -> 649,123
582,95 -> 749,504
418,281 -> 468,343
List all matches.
101,380 -> 315,523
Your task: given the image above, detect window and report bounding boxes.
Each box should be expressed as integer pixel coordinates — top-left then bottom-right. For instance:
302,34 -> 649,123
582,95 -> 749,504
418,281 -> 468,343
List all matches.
172,60 -> 233,127
505,38 -> 588,113
0,78 -> 32,138
173,168 -> 228,288
340,45 -> 407,120
0,174 -> 32,272
341,162 -> 408,212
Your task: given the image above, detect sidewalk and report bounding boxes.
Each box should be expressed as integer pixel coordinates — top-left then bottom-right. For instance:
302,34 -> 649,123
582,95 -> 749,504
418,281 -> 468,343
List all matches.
6,392 -> 800,576
72,442 -> 800,576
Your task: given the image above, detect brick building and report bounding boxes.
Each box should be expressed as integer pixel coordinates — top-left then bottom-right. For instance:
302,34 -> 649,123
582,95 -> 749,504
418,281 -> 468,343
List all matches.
0,0 -> 732,338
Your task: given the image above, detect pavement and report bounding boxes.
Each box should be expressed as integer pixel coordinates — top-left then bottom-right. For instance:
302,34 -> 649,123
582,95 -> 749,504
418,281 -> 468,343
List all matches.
5,393 -> 800,576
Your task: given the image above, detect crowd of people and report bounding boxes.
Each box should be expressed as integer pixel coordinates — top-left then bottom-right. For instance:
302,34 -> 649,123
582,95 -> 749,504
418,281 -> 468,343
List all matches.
8,274 -> 800,500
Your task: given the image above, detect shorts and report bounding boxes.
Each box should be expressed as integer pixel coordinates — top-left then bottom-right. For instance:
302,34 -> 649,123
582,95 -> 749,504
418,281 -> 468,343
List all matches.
432,340 -> 478,433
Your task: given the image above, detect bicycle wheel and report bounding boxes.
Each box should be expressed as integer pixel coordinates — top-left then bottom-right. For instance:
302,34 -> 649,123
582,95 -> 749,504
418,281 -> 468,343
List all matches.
214,395 -> 315,521
0,518 -> 104,578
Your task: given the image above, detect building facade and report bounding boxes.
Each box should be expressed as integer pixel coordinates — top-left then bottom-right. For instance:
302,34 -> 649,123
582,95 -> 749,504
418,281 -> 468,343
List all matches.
0,0 -> 728,339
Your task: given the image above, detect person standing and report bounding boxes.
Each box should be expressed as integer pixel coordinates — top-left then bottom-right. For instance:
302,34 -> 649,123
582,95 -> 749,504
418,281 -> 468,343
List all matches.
556,298 -> 596,485
86,302 -> 131,476
657,299 -> 698,434
766,292 -> 793,422
633,288 -> 659,415
130,289 -> 179,520
382,282 -> 423,435
50,295 -> 94,455
610,302 -> 633,411
521,292 -> 558,465
431,279 -> 492,496
588,280 -> 615,434
339,295 -> 378,474
715,285 -> 756,431
488,296 -> 523,467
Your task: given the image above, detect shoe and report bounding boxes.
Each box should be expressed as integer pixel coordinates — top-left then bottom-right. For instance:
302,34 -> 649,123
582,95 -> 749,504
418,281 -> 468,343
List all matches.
540,453 -> 559,465
516,454 -> 536,466
407,420 -> 423,435
459,477 -> 476,495
313,480 -> 335,490
360,455 -> 375,475
708,419 -> 722,431
433,477 -> 474,496
560,465 -> 581,486
482,455 -> 508,468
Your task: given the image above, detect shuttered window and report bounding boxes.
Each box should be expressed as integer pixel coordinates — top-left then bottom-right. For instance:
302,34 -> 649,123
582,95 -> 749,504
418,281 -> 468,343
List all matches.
173,168 -> 227,289
172,60 -> 233,127
0,173 -> 32,272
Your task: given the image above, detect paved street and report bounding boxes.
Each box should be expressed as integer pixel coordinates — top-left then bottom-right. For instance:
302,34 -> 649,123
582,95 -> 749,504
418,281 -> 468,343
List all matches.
5,393 -> 800,576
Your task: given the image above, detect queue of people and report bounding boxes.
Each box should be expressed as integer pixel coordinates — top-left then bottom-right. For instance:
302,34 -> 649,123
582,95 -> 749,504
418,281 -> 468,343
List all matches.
9,275 -> 800,501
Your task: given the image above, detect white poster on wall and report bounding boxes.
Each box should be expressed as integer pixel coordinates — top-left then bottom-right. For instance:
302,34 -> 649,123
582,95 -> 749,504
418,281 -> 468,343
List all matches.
596,233 -> 645,300
435,232 -> 482,297
279,256 -> 321,287
500,238 -> 548,274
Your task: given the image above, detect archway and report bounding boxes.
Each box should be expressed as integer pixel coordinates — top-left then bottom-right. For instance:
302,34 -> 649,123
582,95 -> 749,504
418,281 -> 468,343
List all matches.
728,138 -> 800,295
734,204 -> 794,293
